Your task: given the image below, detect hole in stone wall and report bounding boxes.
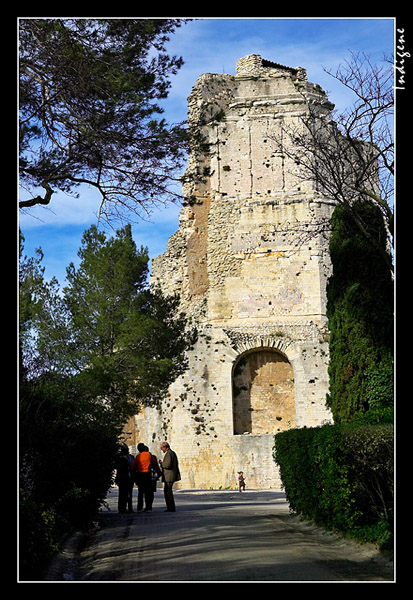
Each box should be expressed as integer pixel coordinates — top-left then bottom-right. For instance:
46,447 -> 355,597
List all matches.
232,348 -> 295,435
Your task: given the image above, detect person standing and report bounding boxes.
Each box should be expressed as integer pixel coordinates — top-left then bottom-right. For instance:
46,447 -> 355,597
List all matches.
133,443 -> 154,512
126,449 -> 135,512
149,451 -> 162,495
115,445 -> 134,513
160,442 -> 181,512
238,471 -> 246,492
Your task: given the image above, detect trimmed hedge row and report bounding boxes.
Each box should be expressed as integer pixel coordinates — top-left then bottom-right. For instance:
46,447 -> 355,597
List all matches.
273,424 -> 393,549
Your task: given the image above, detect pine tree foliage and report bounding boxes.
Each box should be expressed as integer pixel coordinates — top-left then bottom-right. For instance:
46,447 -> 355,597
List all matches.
19,225 -> 196,578
19,18 -> 190,222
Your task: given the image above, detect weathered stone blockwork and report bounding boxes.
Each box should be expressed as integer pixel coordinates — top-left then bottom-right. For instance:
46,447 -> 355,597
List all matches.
128,55 -> 336,489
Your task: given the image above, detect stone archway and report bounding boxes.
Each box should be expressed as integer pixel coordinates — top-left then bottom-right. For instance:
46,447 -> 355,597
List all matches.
232,348 -> 296,435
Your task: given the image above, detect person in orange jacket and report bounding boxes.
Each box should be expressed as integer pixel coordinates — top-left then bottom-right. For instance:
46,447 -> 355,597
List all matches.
133,443 -> 154,512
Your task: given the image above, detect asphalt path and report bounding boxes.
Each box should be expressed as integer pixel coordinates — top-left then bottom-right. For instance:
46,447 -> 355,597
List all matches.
60,488 -> 393,582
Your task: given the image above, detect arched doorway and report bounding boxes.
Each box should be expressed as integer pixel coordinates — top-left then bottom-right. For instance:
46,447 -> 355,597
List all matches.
232,348 -> 296,435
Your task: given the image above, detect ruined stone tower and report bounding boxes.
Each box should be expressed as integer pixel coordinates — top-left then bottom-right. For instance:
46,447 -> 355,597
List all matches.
129,55 -> 336,489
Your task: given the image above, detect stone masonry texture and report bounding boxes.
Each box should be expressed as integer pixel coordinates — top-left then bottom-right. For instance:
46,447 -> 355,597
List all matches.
127,55 -> 336,489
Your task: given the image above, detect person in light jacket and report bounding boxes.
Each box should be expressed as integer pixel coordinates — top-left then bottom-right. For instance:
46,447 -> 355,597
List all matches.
159,442 -> 181,512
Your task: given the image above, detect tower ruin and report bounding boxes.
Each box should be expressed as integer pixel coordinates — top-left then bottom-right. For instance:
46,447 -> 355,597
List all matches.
129,55 -> 336,489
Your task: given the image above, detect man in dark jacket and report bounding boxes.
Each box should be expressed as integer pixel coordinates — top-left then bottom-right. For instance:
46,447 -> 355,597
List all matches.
160,442 -> 181,512
115,444 -> 134,513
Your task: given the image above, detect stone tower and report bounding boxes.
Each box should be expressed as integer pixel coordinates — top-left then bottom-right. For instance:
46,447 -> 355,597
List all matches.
129,55 -> 336,489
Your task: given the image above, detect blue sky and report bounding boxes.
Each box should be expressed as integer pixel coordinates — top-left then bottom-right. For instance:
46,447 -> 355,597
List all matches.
19,17 -> 395,285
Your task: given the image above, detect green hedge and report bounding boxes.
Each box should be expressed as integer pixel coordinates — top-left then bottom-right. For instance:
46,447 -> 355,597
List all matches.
273,424 -> 393,549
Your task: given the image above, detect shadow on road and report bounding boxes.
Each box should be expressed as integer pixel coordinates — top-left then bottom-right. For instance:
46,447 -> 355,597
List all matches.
46,489 -> 394,582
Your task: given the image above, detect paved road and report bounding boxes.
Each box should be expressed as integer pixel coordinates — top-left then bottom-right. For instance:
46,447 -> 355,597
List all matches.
58,488 -> 393,582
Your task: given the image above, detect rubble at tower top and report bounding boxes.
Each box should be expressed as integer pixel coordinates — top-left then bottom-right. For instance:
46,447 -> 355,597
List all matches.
236,54 -> 307,80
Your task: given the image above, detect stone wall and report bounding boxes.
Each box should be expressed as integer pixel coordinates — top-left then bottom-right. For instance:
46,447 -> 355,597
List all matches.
128,55 -> 336,490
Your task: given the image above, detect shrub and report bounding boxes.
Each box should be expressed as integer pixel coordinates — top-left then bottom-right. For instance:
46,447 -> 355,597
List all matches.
19,373 -> 121,580
341,425 -> 393,523
274,423 -> 393,549
19,492 -> 59,580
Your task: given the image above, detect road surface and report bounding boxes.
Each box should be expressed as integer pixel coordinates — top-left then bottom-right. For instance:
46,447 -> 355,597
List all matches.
55,488 -> 394,582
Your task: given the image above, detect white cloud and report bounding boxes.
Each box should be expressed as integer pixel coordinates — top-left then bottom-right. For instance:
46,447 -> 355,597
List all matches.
19,186 -> 102,230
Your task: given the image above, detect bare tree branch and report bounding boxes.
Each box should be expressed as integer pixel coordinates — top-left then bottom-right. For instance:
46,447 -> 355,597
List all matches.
269,52 -> 394,273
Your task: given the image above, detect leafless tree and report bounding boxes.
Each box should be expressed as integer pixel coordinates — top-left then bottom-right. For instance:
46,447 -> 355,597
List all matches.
270,52 -> 394,274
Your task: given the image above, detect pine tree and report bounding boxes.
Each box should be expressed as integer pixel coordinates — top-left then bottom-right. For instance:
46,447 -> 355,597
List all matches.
19,18 -> 190,222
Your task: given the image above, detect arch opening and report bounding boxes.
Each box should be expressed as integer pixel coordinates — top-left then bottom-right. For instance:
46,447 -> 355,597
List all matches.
232,348 -> 296,435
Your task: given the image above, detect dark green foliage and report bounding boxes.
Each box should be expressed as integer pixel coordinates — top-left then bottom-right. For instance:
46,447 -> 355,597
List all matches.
272,202 -> 394,553
19,225 -> 196,579
274,424 -> 393,549
21,224 -> 195,407
326,202 -> 394,423
19,372 -> 121,579
19,18 -> 190,220
19,494 -> 59,581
